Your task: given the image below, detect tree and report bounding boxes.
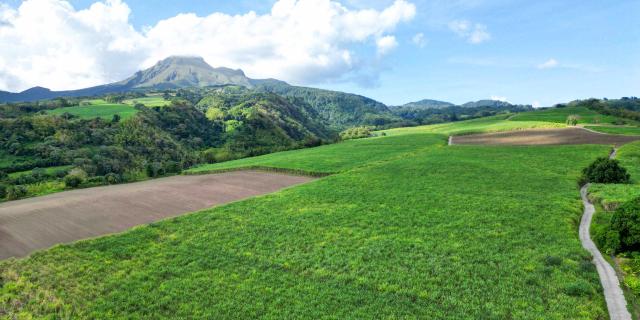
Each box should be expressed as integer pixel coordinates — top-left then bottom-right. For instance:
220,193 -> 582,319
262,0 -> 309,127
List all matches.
581,157 -> 630,184
610,197 -> 640,252
112,114 -> 121,123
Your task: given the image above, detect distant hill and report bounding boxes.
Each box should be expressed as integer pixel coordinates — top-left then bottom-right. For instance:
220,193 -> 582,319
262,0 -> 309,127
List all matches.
253,81 -> 399,129
461,100 -> 514,108
393,99 -> 455,109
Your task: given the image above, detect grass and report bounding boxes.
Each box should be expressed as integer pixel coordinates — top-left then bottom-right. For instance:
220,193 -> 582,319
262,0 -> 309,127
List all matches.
123,96 -> 171,107
381,116 -> 565,136
510,106 -> 624,124
584,126 -> 640,136
48,102 -> 137,120
0,116 -> 612,318
188,134 -> 446,174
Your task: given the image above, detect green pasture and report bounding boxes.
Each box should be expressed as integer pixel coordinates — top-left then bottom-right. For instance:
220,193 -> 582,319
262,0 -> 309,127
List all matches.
1,118 -> 613,318
381,116 -> 564,136
584,126 -> 640,136
123,96 -> 171,107
510,106 -> 625,124
48,103 -> 137,120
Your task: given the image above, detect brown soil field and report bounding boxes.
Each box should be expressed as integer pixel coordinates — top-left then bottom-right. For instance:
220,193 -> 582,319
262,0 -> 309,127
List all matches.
451,127 -> 640,146
0,170 -> 314,259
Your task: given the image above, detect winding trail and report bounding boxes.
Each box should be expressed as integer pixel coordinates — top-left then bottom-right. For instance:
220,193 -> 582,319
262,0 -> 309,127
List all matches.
579,148 -> 631,320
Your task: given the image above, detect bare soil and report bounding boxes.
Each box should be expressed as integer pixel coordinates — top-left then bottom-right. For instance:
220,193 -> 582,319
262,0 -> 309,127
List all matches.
0,170 -> 314,259
451,128 -> 640,146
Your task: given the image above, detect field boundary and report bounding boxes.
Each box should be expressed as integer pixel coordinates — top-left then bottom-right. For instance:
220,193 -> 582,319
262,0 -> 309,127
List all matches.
184,166 -> 334,178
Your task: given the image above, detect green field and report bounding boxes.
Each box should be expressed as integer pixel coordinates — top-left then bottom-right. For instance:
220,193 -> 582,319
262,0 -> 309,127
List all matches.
123,96 -> 171,107
1,117 -> 614,318
510,106 -> 625,124
381,116 -> 565,136
48,102 -> 138,120
189,134 -> 445,174
585,125 -> 640,136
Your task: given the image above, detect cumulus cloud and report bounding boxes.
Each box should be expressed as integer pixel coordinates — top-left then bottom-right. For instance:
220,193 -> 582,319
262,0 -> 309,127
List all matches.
411,32 -> 426,47
537,58 -> 558,69
376,35 -> 398,55
448,19 -> 490,44
0,0 -> 416,91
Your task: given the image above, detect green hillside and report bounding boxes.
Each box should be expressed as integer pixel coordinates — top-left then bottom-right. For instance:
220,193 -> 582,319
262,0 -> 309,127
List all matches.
2,119 -> 611,318
510,106 -> 623,124
584,126 -> 640,136
123,96 -> 171,107
47,102 -> 138,120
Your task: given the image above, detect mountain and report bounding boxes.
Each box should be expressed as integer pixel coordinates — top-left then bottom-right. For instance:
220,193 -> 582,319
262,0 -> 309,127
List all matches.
460,99 -> 513,108
0,56 -> 255,103
393,99 -> 455,109
116,56 -> 252,89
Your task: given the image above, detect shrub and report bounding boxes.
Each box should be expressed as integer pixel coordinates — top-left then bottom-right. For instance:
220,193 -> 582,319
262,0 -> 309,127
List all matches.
105,173 -> 120,184
64,174 -> 84,188
0,170 -> 7,181
581,157 -> 630,184
610,197 -> 640,252
146,162 -> 165,177
6,185 -> 27,200
64,168 -> 87,188
340,126 -> 372,140
0,183 -> 7,199
566,115 -> 580,126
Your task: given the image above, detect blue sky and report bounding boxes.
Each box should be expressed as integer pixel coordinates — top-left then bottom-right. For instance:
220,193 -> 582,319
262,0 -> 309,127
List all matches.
0,0 -> 638,107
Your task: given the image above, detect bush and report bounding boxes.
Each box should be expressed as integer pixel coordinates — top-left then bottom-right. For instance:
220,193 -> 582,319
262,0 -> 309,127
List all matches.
566,115 -> 580,126
581,157 -> 630,184
610,197 -> 640,252
0,183 -> 7,199
105,173 -> 120,184
64,168 -> 87,188
340,126 -> 372,140
146,162 -> 165,178
64,174 -> 84,188
6,185 -> 27,200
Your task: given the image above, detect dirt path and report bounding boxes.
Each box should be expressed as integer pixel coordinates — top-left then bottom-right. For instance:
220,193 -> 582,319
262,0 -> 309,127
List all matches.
580,149 -> 631,320
0,170 -> 314,260
451,128 -> 640,146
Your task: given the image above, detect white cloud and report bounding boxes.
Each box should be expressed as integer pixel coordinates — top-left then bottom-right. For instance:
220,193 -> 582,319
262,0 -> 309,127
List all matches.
376,35 -> 398,55
537,58 -> 558,69
448,19 -> 490,44
490,95 -> 508,102
0,0 -> 416,91
532,101 -> 541,108
411,32 -> 426,47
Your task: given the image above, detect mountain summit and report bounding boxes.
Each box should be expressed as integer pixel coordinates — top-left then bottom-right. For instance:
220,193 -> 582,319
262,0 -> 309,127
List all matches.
118,56 -> 252,89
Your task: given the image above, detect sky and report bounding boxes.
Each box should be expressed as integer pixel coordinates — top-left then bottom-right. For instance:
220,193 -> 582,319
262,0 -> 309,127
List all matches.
0,0 -> 638,107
